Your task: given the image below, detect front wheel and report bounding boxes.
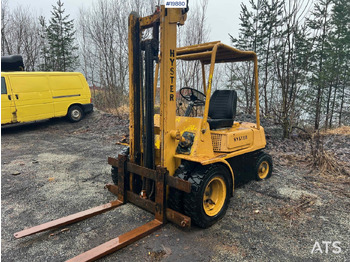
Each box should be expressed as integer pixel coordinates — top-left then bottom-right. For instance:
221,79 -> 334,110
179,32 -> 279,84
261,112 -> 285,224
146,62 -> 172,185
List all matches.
67,105 -> 84,122
183,164 -> 231,228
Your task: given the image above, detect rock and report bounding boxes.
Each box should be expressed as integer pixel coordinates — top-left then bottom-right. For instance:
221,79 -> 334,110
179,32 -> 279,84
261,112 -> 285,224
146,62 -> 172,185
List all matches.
83,227 -> 92,233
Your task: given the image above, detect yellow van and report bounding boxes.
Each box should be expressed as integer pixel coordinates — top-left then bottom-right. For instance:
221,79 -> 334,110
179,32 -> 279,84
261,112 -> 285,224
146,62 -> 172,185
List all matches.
1,72 -> 93,125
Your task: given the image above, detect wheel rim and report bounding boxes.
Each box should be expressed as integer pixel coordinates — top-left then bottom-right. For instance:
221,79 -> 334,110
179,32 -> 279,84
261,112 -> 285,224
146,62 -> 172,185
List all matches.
72,109 -> 81,120
258,161 -> 269,179
203,176 -> 226,217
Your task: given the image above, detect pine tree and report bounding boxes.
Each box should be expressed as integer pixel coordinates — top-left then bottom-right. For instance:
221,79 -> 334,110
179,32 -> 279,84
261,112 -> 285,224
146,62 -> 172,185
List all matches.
43,0 -> 79,71
229,0 -> 261,114
232,0 -> 313,138
230,0 -> 285,116
307,0 -> 333,130
39,16 -> 50,71
328,0 -> 350,127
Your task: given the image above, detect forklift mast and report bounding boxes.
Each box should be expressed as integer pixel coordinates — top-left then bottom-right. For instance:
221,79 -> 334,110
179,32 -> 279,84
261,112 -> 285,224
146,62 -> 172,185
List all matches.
129,6 -> 187,176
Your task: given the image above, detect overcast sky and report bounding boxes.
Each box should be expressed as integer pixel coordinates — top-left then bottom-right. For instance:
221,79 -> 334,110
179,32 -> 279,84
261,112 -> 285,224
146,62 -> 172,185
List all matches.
7,0 -> 250,44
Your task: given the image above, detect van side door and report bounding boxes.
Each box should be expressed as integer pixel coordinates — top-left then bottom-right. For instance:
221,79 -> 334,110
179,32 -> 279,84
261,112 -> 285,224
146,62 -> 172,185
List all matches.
9,75 -> 54,122
50,74 -> 86,117
1,76 -> 17,124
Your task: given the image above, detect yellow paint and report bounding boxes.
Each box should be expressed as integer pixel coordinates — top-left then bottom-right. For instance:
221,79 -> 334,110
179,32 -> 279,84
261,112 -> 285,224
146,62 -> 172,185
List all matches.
210,125 -> 263,152
158,7 -> 187,176
183,124 -> 197,132
258,161 -> 269,179
155,135 -> 161,149
208,75 -> 212,86
203,176 -> 226,216
1,72 -> 91,125
1,76 -> 16,124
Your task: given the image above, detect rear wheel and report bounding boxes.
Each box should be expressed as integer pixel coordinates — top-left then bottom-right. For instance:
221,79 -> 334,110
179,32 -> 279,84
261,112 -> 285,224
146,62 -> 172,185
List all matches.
67,105 -> 84,122
183,164 -> 230,228
254,152 -> 273,181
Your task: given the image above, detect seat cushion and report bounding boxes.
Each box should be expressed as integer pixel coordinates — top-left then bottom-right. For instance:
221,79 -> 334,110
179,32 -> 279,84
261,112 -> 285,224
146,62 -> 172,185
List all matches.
207,119 -> 234,129
208,90 -> 237,129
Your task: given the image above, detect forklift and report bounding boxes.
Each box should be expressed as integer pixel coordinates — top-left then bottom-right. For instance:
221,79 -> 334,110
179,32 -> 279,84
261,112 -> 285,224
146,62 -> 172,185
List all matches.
14,2 -> 272,261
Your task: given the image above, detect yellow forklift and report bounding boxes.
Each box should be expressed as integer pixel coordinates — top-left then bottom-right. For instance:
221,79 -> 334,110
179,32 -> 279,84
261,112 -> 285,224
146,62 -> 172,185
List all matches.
14,2 -> 272,261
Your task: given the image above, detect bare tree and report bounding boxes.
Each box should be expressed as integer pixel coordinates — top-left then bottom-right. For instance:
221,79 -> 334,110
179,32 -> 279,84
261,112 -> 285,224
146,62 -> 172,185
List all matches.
1,0 -> 11,55
308,0 -> 333,130
177,0 -> 210,91
1,1 -> 42,71
272,0 -> 313,137
77,0 -> 157,111
78,0 -> 128,110
229,0 -> 285,116
229,0 -> 313,137
224,62 -> 255,114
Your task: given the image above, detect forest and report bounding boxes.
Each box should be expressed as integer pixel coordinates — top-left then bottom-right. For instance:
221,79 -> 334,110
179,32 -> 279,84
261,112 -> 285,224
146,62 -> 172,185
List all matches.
1,0 -> 349,138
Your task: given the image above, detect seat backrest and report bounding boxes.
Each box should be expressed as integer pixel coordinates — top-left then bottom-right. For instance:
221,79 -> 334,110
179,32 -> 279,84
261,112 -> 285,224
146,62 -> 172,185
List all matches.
208,90 -> 237,120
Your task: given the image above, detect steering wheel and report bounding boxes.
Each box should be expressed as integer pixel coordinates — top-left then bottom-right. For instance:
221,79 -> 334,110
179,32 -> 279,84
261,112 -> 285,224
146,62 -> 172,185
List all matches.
179,87 -> 206,106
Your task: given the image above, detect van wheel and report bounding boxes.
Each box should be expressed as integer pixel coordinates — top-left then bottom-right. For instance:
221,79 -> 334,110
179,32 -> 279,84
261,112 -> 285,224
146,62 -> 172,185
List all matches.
67,105 -> 84,122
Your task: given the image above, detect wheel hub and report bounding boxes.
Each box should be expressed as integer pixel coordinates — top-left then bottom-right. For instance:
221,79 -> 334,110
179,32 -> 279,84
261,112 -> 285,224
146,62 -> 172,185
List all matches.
258,161 -> 269,179
203,177 -> 226,217
72,109 -> 81,119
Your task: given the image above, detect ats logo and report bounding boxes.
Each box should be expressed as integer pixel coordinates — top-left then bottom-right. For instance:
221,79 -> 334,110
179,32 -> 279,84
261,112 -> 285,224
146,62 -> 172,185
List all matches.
233,135 -> 248,142
311,241 -> 342,254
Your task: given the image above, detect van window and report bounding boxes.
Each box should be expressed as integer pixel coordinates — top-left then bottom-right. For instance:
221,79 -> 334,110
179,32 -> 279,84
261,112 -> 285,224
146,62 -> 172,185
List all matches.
1,77 -> 7,94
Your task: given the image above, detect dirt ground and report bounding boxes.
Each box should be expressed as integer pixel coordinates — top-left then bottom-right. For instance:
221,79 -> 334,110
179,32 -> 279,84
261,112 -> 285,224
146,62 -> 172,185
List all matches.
1,110 -> 349,262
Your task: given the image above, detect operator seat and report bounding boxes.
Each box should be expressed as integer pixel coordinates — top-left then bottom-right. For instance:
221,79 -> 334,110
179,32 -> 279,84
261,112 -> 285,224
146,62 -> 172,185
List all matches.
207,90 -> 237,130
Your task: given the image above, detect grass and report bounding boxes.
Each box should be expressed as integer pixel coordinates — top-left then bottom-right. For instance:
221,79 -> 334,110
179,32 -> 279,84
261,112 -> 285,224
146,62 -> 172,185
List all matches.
322,126 -> 350,135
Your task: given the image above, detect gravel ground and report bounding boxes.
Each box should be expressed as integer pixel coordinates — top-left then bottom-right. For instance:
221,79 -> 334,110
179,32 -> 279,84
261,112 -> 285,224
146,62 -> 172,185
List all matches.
1,110 -> 349,261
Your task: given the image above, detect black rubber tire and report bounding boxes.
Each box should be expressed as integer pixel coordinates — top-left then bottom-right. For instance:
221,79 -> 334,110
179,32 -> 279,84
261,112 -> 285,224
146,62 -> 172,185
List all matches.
167,161 -> 197,213
168,172 -> 186,213
67,105 -> 84,122
254,152 -> 273,181
111,166 -> 135,190
111,166 -> 118,185
183,164 -> 230,228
